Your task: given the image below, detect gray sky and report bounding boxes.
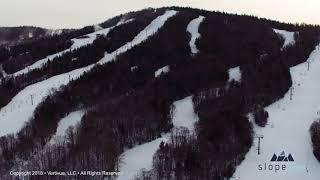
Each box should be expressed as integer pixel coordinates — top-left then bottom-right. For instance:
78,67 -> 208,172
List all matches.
0,0 -> 319,29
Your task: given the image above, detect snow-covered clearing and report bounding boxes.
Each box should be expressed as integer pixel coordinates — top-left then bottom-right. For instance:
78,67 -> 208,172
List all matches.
48,110 -> 85,145
233,44 -> 320,180
228,66 -> 241,82
118,96 -> 198,180
273,29 -> 296,49
0,10 -> 178,137
155,65 -> 170,78
172,96 -> 199,132
187,16 -> 205,54
12,19 -> 132,77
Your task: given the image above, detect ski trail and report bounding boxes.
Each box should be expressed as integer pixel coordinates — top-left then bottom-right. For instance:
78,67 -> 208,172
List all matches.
172,96 -> 199,132
48,110 -> 85,145
186,16 -> 205,54
98,10 -> 178,65
118,96 -> 198,180
273,29 -> 296,49
12,19 -> 132,77
0,10 -> 178,137
233,44 -> 320,180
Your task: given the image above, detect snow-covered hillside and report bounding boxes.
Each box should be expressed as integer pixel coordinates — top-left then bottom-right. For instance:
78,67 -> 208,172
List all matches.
48,110 -> 85,145
186,16 -> 205,54
273,29 -> 296,49
1,7 -> 320,180
0,10 -> 178,137
12,19 -> 132,77
118,96 -> 198,180
233,44 -> 320,180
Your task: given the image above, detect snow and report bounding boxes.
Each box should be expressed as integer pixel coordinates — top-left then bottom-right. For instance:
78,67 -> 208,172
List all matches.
186,16 -> 205,54
0,10 -> 178,138
228,66 -> 241,82
273,29 -> 296,49
98,10 -> 178,65
48,110 -> 85,145
155,65 -> 170,78
118,96 -> 198,180
117,134 -> 169,180
12,19 -> 131,77
93,24 -> 103,31
130,66 -> 138,71
117,18 -> 134,26
28,32 -> 33,38
47,29 -> 63,36
172,96 -> 199,132
233,44 -> 320,180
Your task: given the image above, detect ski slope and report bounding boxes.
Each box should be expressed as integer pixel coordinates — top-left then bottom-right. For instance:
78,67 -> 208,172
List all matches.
98,10 -> 177,65
273,29 -> 296,49
228,66 -> 241,82
187,16 -> 205,54
233,44 -> 320,180
118,96 -> 198,180
12,19 -> 132,77
0,10 -> 178,137
48,110 -> 85,145
172,96 -> 199,133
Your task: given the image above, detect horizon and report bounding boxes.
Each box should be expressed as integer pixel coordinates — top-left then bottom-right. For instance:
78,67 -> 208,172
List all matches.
0,0 -> 319,29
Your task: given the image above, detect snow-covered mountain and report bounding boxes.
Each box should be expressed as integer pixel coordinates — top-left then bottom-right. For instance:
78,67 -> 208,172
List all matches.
0,7 -> 320,180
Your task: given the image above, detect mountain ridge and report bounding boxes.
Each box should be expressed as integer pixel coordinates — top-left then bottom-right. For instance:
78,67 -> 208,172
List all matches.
0,7 -> 320,180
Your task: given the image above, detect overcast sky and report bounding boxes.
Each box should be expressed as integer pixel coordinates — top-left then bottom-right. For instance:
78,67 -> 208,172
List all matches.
0,0 -> 319,29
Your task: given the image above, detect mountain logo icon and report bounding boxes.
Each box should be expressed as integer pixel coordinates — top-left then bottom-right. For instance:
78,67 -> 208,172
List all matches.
270,151 -> 294,162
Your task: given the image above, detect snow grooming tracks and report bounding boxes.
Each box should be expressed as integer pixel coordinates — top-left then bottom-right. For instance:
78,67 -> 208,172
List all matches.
233,44 -> 320,180
12,19 -> 133,77
118,96 -> 198,180
187,15 -> 205,54
0,10 -> 178,137
273,29 -> 296,49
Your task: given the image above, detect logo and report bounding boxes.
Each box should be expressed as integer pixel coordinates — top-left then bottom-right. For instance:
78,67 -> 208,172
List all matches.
270,151 -> 294,162
258,151 -> 295,172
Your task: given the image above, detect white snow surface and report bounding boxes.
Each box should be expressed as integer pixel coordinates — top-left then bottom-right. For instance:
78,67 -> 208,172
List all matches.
0,10 -> 178,137
98,11 -> 177,65
155,65 -> 170,78
12,19 -> 131,77
228,66 -> 241,82
94,24 -> 103,32
48,110 -> 85,145
172,96 -> 199,132
233,44 -> 320,180
186,16 -> 205,54
118,96 -> 198,180
273,29 -> 296,49
117,134 -> 170,180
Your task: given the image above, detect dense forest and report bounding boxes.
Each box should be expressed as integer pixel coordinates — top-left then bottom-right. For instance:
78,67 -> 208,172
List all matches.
0,6 -> 320,180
